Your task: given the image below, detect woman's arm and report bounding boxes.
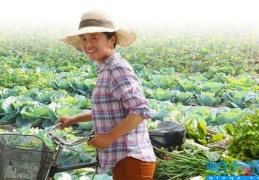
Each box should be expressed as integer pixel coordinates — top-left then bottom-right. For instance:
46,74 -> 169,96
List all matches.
87,113 -> 144,149
109,114 -> 144,140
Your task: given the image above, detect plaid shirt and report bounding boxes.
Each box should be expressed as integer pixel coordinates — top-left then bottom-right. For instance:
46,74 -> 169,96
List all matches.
90,52 -> 156,174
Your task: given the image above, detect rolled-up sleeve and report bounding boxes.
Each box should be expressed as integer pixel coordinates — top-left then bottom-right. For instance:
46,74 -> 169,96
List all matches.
109,63 -> 152,119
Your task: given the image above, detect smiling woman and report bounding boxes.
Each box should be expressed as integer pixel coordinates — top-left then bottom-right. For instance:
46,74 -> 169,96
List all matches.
0,0 -> 259,26
55,9 -> 157,180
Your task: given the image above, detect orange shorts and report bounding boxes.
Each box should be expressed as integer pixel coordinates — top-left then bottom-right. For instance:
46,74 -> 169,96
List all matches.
112,156 -> 156,180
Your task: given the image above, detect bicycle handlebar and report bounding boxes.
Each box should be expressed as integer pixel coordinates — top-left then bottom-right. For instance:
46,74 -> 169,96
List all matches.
48,122 -> 94,146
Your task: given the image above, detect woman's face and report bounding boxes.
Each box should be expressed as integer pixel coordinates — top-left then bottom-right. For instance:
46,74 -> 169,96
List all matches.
80,32 -> 116,63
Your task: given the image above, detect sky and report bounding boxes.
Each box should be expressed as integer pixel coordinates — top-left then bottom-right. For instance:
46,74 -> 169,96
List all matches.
0,0 -> 259,26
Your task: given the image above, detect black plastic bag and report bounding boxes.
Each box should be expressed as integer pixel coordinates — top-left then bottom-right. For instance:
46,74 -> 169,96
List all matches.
149,121 -> 185,149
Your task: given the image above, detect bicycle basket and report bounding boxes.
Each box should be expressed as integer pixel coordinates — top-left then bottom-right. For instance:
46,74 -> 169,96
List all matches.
0,134 -> 53,180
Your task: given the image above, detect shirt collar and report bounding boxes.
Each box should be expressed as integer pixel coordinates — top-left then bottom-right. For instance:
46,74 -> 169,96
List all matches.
96,52 -> 120,74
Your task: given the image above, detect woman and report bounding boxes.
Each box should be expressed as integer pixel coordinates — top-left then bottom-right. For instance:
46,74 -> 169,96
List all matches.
57,10 -> 156,179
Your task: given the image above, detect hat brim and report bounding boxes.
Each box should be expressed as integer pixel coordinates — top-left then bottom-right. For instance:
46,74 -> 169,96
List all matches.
61,27 -> 137,51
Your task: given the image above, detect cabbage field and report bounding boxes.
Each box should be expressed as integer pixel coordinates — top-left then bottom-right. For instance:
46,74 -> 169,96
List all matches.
0,22 -> 259,179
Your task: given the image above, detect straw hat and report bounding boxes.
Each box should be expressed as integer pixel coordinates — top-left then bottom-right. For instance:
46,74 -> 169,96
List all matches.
61,10 -> 137,51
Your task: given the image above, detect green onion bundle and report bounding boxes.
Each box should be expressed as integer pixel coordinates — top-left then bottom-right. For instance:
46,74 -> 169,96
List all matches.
154,147 -> 208,180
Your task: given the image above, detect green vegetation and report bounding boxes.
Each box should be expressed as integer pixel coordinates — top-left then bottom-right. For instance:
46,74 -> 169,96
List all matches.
227,110 -> 259,161
0,23 -> 258,178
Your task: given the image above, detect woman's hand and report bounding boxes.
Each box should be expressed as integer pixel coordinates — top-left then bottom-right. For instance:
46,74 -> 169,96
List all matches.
56,112 -> 92,129
87,114 -> 144,150
56,116 -> 76,129
87,133 -> 115,150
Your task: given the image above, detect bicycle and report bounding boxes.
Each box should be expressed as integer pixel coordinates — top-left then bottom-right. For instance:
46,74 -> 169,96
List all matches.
0,122 -> 97,180
0,121 -> 187,180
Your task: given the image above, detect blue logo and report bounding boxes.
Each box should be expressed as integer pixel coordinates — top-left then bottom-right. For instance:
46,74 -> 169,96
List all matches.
206,160 -> 259,176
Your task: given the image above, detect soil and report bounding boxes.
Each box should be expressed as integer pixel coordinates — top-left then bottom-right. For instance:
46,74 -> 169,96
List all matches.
0,125 -> 16,132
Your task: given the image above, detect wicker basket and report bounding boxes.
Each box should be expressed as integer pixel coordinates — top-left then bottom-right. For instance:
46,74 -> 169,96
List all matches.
184,128 -> 229,151
206,129 -> 229,150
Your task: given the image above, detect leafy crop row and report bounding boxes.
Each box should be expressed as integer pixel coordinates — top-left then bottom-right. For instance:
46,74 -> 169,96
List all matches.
0,23 -> 259,178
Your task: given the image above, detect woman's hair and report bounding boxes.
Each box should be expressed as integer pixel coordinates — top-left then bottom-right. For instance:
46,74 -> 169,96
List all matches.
103,32 -> 116,48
